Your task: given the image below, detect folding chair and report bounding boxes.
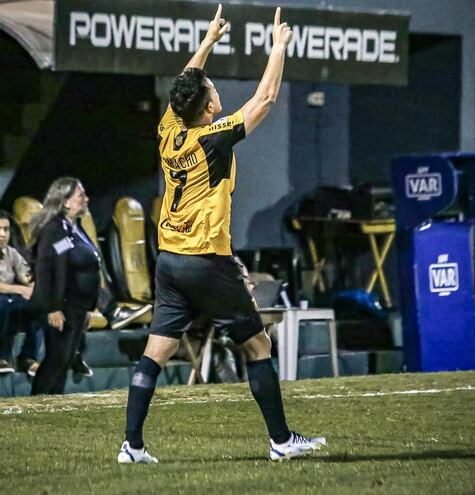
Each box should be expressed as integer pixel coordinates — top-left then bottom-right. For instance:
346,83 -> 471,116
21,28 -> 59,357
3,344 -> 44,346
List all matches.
290,217 -> 327,293
182,326 -> 215,385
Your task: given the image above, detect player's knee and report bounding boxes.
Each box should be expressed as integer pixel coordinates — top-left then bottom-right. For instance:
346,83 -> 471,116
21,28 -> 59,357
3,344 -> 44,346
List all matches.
144,334 -> 180,367
240,330 -> 271,362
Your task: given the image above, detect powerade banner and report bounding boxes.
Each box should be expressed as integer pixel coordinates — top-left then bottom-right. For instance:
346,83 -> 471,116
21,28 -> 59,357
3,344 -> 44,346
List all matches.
54,0 -> 409,85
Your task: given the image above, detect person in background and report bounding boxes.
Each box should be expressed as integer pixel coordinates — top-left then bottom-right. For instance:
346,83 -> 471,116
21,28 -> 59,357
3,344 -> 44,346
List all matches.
29,178 -> 101,395
0,210 -> 41,377
21,200 -> 152,381
1,197 -> 151,382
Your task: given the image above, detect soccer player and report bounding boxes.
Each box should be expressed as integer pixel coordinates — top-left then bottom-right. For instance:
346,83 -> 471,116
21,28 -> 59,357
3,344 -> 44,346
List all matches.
118,4 -> 326,463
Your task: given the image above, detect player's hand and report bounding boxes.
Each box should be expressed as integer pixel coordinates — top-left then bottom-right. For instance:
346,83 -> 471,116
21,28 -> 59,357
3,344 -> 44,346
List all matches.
204,3 -> 230,45
48,311 -> 65,332
272,7 -> 293,48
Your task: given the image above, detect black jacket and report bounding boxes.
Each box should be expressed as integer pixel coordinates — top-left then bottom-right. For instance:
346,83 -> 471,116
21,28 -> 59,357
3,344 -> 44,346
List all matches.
30,215 -> 100,314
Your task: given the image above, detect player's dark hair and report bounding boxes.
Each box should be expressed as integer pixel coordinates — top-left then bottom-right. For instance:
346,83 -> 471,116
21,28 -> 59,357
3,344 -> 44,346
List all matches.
169,68 -> 211,126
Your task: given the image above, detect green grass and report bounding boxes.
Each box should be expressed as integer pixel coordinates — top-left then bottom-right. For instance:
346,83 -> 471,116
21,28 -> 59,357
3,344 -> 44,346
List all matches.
1,372 -> 474,495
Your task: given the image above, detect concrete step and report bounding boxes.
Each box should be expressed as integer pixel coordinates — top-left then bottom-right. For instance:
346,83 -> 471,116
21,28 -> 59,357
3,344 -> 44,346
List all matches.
298,318 -> 402,354
336,318 -> 395,350
299,321 -> 332,354
0,360 -> 193,398
297,349 -> 404,379
80,328 -> 149,367
11,328 -> 150,368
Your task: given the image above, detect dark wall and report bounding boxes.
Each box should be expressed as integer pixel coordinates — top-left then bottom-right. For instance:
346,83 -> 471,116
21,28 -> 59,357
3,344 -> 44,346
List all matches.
288,82 -> 350,190
349,34 -> 461,185
1,70 -> 159,233
0,31 -> 46,198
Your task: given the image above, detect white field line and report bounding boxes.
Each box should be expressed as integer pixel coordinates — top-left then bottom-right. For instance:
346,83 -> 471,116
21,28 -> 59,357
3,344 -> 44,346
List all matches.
1,385 -> 474,416
300,385 -> 475,399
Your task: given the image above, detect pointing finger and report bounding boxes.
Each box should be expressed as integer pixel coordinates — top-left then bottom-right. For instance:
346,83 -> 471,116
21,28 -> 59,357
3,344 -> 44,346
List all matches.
274,6 -> 281,27
214,3 -> 222,22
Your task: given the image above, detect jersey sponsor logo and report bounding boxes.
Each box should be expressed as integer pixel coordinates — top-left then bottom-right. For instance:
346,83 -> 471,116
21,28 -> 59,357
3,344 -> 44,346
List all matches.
429,254 -> 459,296
405,167 -> 442,201
160,218 -> 194,233
208,119 -> 233,132
162,152 -> 197,170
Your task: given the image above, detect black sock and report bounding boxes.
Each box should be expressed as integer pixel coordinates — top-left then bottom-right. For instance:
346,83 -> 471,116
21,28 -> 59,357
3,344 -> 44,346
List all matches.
125,355 -> 161,449
246,358 -> 291,444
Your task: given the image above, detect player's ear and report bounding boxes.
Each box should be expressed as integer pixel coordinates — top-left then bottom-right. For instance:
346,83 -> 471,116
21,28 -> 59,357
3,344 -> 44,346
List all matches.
206,100 -> 215,114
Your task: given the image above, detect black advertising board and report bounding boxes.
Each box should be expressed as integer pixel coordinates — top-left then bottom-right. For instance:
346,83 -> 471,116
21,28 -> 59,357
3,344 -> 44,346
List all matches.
55,0 -> 409,85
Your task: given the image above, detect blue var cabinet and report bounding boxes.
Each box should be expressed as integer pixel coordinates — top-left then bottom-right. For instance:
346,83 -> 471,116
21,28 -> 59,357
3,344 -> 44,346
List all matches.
399,222 -> 475,371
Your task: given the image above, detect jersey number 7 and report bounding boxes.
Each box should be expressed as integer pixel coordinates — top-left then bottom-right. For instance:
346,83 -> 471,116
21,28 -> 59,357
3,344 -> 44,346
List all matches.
170,170 -> 188,212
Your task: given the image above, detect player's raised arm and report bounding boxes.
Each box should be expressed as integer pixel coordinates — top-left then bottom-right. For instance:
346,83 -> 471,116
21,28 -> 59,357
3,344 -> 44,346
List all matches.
185,3 -> 230,70
240,7 -> 293,135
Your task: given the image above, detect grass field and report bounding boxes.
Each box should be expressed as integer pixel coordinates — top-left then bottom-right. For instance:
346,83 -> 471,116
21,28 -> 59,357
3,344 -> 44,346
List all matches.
1,371 -> 474,495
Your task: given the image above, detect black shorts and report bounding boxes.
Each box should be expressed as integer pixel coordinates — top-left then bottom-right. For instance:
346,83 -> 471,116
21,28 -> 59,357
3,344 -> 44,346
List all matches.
150,251 -> 263,345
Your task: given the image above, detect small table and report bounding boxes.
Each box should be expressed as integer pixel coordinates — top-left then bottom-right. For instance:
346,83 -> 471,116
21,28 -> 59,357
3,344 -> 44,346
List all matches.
276,308 -> 338,381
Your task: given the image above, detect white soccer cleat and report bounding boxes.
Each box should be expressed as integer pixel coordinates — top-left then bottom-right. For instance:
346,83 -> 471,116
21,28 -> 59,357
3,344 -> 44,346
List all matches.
117,441 -> 158,464
269,432 -> 326,461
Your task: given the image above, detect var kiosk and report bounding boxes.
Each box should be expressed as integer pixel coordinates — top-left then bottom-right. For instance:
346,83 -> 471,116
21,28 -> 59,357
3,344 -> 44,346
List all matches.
391,153 -> 475,372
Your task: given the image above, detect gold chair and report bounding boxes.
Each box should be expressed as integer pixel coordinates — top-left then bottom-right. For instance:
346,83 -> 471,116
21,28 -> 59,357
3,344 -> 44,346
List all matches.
109,197 -> 153,303
81,208 -> 152,329
12,196 -> 43,246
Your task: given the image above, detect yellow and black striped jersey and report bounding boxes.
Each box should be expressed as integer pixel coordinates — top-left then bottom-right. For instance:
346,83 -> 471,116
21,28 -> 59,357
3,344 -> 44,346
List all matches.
157,106 -> 246,255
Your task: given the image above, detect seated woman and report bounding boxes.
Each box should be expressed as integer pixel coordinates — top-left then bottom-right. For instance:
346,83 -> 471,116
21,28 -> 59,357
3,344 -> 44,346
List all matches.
0,210 -> 41,376
29,177 -> 101,395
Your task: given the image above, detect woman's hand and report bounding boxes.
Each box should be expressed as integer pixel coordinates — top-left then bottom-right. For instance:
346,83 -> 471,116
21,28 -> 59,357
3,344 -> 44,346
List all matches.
48,311 -> 65,332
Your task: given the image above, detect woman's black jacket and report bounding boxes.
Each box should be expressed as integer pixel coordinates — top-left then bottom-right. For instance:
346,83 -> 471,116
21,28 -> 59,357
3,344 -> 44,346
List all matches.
29,214 -> 100,314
